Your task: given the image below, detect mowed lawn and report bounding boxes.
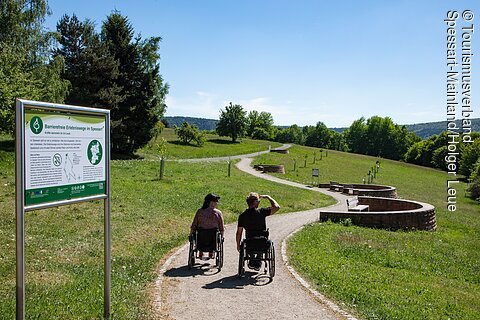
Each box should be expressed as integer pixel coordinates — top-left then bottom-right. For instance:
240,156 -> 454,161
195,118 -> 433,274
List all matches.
0,136 -> 333,319
256,145 -> 480,319
137,128 -> 282,160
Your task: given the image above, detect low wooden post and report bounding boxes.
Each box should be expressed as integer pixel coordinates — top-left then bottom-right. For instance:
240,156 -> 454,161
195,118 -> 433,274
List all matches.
293,159 -> 297,172
304,154 -> 307,167
228,160 -> 231,177
160,157 -> 165,180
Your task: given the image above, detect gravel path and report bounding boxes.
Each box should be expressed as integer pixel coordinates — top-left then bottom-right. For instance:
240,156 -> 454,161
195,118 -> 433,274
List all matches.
152,152 -> 358,320
173,144 -> 291,162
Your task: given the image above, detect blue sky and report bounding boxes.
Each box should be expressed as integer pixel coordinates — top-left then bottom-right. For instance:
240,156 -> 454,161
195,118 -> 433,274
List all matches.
44,0 -> 479,127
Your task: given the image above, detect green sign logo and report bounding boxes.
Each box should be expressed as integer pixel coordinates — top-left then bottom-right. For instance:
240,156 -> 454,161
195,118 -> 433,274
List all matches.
87,140 -> 103,165
30,116 -> 43,134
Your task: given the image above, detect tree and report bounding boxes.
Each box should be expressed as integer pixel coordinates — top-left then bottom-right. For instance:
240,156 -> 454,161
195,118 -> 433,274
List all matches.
467,158 -> 480,201
175,121 -> 205,146
101,12 -> 169,154
246,110 -> 259,137
55,14 -> 122,108
345,116 -> 420,160
246,110 -> 275,140
0,0 -> 69,134
459,138 -> 480,177
304,122 -> 332,148
275,124 -> 304,144
216,102 -> 247,142
330,131 -> 348,152
344,117 -> 367,153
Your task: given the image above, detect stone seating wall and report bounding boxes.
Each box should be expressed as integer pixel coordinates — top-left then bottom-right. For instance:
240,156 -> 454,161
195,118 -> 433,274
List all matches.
319,196 -> 436,231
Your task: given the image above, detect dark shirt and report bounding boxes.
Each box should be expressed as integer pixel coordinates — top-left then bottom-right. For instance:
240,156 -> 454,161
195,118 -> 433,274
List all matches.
238,207 -> 272,237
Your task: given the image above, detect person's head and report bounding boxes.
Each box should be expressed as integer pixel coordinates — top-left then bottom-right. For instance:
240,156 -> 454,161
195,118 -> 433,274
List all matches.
246,192 -> 260,208
202,193 -> 220,209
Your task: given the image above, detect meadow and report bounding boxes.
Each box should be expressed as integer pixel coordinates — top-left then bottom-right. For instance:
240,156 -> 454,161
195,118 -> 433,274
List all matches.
0,135 -> 332,319
137,128 -> 282,160
254,145 -> 480,319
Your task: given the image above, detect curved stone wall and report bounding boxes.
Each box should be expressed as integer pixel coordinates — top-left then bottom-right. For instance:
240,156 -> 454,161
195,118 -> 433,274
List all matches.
271,149 -> 289,154
253,164 -> 286,174
319,196 -> 436,231
342,184 -> 397,198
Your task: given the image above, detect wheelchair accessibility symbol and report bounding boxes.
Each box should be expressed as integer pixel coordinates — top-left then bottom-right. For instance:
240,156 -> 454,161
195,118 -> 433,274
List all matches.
53,153 -> 62,167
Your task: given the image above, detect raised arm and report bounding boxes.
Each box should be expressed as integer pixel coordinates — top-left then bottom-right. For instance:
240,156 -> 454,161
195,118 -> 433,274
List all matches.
260,194 -> 280,215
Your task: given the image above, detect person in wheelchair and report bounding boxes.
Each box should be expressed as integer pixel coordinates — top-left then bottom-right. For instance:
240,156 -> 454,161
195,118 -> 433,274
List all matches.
236,192 -> 280,270
190,193 -> 224,260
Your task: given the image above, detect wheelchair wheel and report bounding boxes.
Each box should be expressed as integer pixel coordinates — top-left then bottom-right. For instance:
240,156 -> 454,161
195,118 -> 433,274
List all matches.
238,241 -> 245,277
216,234 -> 224,270
188,238 -> 195,269
268,243 -> 275,278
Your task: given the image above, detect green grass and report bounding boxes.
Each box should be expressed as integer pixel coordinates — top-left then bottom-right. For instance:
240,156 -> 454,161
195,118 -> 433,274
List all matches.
0,137 -> 333,319
137,128 -> 282,160
257,144 -> 480,319
253,145 -> 387,185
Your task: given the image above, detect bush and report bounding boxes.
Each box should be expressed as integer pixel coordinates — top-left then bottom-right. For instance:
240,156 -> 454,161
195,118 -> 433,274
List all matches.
174,121 -> 204,146
467,159 -> 480,201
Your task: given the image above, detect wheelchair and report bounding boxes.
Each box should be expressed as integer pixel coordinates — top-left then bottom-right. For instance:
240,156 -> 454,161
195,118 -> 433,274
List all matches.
238,229 -> 275,278
188,228 -> 224,270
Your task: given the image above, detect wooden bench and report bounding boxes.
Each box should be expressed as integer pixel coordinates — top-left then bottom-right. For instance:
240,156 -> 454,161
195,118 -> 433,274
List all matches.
329,181 -> 343,192
346,197 -> 369,212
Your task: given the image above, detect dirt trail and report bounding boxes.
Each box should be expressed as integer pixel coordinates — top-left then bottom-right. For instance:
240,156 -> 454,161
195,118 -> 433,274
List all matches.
153,155 -> 357,320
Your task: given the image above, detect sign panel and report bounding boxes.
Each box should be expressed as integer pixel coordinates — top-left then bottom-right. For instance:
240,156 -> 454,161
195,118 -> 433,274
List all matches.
312,168 -> 319,177
24,109 -> 106,205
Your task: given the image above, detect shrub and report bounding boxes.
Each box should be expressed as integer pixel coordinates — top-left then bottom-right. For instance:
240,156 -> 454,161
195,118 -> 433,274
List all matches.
174,121 -> 204,146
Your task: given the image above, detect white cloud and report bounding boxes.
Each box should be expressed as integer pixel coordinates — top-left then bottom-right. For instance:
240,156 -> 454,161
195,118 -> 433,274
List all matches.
165,91 -> 222,119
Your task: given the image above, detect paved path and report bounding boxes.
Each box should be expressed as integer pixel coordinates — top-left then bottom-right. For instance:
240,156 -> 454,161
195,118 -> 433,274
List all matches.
173,144 -> 291,162
153,152 -> 357,320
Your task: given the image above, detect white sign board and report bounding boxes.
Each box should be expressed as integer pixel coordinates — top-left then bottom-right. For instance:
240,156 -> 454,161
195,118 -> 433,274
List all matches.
24,109 -> 106,205
312,168 -> 319,177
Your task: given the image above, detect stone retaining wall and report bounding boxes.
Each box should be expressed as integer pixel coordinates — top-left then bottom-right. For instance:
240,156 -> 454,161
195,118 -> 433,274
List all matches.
271,149 -> 289,154
343,184 -> 397,198
253,164 -> 286,174
319,196 -> 436,231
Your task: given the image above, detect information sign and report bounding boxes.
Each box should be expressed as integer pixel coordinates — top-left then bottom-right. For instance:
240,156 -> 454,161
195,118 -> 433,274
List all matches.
24,109 -> 106,205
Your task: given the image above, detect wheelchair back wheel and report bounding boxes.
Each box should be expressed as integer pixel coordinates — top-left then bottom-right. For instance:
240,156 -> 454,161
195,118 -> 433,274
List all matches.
215,233 -> 224,270
238,242 -> 245,277
188,240 -> 195,269
268,243 -> 275,278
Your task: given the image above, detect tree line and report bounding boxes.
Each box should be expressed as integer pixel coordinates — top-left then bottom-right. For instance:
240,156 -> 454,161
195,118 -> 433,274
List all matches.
0,0 -> 168,155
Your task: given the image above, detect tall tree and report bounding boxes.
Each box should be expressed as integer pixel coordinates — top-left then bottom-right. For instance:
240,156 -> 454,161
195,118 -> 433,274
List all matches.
0,0 -> 69,134
304,122 -> 332,148
246,110 -> 259,137
102,12 -> 168,154
216,102 -> 247,142
55,14 -> 122,108
344,117 -> 367,153
247,110 -> 275,140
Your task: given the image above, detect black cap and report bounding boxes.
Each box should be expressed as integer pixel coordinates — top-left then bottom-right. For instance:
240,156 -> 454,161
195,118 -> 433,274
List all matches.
204,193 -> 220,202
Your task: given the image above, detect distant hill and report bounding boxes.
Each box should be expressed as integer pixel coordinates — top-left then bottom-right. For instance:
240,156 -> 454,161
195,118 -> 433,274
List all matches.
164,116 -> 480,139
403,119 -> 480,139
163,116 -> 218,131
331,119 -> 480,139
